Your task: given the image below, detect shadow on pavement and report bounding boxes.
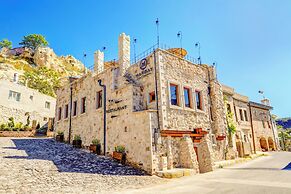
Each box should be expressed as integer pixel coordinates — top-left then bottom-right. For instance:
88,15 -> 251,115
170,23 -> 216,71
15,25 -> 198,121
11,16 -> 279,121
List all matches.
4,138 -> 146,176
283,163 -> 291,170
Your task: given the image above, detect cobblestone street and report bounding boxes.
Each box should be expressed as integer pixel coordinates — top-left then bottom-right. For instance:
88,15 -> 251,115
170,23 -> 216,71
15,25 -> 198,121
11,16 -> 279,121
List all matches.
0,137 -> 165,194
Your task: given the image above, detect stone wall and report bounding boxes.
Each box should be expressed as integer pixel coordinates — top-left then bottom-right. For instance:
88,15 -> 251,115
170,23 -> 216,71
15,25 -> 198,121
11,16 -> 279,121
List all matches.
0,130 -> 35,137
250,105 -> 275,152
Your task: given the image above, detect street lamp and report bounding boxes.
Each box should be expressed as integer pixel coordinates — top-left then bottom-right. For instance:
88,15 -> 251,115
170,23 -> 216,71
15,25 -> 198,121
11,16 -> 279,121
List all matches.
177,31 -> 183,57
195,42 -> 201,65
133,38 -> 137,63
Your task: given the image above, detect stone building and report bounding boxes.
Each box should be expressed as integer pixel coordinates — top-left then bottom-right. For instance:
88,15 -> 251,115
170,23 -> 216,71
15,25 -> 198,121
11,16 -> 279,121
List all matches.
249,100 -> 277,152
55,33 -> 228,174
0,77 -> 56,127
223,85 -> 278,158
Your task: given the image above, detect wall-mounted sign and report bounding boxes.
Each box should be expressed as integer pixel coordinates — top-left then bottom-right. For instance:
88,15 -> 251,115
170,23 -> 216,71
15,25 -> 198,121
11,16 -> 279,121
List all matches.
106,105 -> 127,113
136,58 -> 153,79
140,58 -> 147,70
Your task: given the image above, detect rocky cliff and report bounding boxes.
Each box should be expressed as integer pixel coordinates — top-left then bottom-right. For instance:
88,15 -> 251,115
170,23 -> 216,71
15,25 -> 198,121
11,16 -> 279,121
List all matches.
0,46 -> 86,97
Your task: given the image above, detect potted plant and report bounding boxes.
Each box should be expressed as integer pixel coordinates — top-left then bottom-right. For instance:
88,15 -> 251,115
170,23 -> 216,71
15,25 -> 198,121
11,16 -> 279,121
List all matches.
56,131 -> 64,142
90,138 -> 101,155
113,145 -> 126,164
72,135 -> 82,148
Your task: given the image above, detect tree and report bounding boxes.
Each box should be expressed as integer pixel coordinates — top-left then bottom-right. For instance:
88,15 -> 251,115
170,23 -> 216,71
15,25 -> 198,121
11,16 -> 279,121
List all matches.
19,34 -> 48,50
0,39 -> 12,49
23,66 -> 60,97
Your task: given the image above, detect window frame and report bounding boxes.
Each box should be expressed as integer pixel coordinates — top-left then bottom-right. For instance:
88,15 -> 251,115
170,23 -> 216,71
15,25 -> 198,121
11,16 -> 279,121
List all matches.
64,104 -> 69,119
58,107 -> 62,121
244,110 -> 248,121
73,100 -> 77,116
96,91 -> 102,109
169,83 -> 180,106
81,97 -> 86,114
183,86 -> 192,109
8,90 -> 21,102
195,90 -> 203,111
239,109 -> 244,121
45,101 -> 51,109
149,91 -> 156,103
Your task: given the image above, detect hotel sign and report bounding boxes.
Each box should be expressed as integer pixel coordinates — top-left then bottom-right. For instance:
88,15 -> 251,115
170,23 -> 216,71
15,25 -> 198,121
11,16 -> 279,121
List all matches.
135,58 -> 153,79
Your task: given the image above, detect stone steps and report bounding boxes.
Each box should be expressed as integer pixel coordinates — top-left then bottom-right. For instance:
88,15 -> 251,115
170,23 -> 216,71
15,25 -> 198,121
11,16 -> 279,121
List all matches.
156,168 -> 196,178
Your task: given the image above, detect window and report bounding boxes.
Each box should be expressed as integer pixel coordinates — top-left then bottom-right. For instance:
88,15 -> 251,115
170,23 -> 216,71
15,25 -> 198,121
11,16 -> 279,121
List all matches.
195,91 -> 202,110
9,90 -> 21,102
45,101 -> 51,109
81,97 -> 86,114
64,104 -> 69,118
262,121 -> 266,128
73,101 -> 77,116
43,117 -> 47,121
96,91 -> 102,109
184,87 -> 191,108
268,121 -> 271,128
30,95 -> 34,101
239,109 -> 244,121
149,91 -> 156,103
227,104 -> 231,114
58,107 -> 62,121
170,84 -> 179,106
244,110 -> 248,121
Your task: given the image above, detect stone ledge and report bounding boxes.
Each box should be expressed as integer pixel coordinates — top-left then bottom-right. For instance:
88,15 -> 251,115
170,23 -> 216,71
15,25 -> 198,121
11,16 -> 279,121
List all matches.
156,168 -> 196,179
214,152 -> 269,169
0,130 -> 35,137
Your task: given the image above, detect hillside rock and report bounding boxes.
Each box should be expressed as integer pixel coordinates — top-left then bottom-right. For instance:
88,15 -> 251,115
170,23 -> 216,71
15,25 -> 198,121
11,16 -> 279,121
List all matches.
33,47 -> 85,75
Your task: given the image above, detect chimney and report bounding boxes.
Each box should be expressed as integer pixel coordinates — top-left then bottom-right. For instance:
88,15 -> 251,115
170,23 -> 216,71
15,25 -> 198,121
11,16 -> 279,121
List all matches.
261,99 -> 270,106
13,73 -> 19,83
94,50 -> 104,74
118,33 -> 130,76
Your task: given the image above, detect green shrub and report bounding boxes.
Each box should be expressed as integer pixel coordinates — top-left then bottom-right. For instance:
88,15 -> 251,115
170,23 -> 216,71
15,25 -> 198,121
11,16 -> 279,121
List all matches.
74,135 -> 81,141
115,145 -> 125,153
92,138 -> 100,145
57,131 -> 64,135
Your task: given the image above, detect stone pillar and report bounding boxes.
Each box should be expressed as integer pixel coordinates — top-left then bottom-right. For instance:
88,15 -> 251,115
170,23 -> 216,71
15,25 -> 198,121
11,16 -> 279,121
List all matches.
166,136 -> 173,170
197,135 -> 214,173
179,135 -> 199,174
94,50 -> 104,74
118,33 -> 130,76
159,156 -> 167,171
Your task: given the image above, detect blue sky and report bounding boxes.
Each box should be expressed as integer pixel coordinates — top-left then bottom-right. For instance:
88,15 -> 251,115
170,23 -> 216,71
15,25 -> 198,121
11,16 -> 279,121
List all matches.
1,0 -> 290,117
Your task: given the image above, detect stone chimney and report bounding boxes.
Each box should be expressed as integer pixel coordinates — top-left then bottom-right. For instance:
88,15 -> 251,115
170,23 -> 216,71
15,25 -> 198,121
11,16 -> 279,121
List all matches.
13,73 -> 19,83
94,50 -> 104,74
261,99 -> 270,106
118,33 -> 130,76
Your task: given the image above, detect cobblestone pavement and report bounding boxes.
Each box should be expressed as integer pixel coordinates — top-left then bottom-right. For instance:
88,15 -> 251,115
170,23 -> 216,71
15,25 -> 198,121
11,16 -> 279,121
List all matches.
0,137 -> 165,194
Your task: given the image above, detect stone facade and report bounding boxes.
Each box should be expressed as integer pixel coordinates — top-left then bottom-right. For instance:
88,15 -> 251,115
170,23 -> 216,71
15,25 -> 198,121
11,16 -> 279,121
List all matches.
250,101 -> 277,152
222,85 -> 277,158
0,79 -> 56,127
55,33 -> 265,175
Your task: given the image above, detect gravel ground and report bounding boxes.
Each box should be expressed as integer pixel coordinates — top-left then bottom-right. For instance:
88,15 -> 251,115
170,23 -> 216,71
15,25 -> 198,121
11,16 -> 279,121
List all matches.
0,137 -> 165,194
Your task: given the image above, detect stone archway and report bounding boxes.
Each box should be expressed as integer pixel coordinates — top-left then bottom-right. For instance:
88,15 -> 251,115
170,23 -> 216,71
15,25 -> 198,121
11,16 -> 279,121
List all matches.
268,137 -> 275,151
259,137 -> 268,151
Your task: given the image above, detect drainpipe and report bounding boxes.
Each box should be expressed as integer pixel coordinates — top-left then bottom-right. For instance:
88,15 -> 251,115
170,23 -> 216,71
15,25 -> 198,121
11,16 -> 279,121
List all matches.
98,79 -> 107,155
68,84 -> 73,143
248,103 -> 256,154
